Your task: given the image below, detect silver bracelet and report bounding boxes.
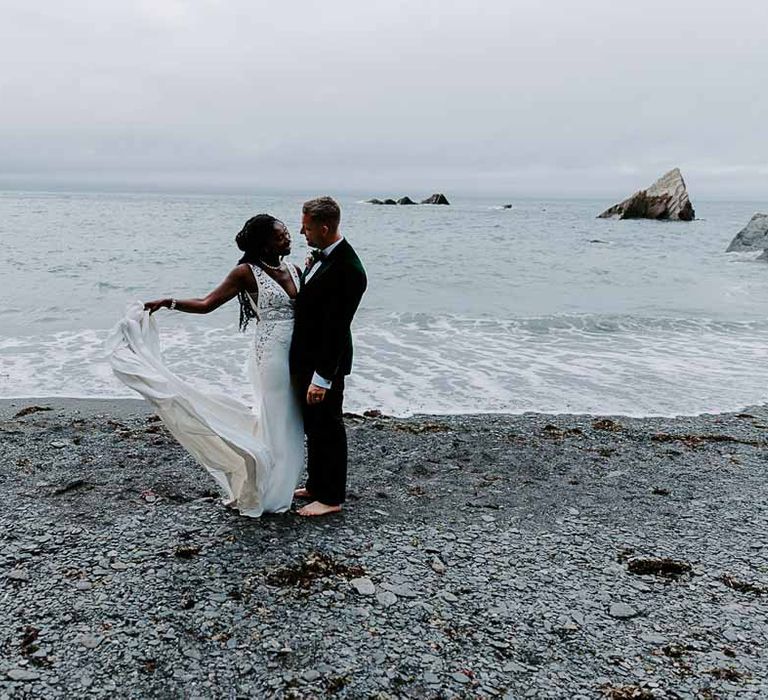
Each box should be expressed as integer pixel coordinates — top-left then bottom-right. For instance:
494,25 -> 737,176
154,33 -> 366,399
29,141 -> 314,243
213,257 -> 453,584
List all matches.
169,298 -> 177,310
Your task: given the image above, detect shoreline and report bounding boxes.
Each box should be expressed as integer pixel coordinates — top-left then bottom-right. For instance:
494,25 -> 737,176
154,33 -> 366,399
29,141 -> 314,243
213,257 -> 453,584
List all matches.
1,396 -> 766,422
2,398 -> 767,697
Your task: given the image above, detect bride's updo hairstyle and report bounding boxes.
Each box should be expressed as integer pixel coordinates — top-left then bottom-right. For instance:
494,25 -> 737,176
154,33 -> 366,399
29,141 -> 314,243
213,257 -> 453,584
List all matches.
235,213 -> 282,331
235,213 -> 279,265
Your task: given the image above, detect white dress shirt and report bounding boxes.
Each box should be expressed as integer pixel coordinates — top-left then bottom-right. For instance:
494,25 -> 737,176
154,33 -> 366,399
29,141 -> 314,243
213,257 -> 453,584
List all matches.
306,236 -> 344,389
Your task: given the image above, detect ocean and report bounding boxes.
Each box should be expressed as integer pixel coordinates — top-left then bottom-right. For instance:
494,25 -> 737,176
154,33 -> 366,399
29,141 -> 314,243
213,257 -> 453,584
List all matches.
1,190 -> 767,417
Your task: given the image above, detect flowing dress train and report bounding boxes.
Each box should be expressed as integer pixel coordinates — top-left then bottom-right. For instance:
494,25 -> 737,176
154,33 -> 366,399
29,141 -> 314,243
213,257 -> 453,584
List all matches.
107,264 -> 304,517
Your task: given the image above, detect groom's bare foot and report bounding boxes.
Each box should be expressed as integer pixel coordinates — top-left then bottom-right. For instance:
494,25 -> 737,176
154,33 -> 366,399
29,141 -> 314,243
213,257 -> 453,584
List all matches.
297,501 -> 342,517
293,487 -> 313,500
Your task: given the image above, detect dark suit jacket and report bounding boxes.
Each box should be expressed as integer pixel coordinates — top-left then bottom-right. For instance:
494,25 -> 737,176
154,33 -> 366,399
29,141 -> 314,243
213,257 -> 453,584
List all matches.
289,239 -> 367,382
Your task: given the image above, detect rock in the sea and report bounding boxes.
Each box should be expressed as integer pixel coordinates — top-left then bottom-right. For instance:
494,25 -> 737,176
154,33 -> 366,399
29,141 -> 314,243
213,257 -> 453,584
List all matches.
397,196 -> 417,205
382,198 -> 397,205
366,198 -> 384,205
725,213 -> 768,252
598,168 -> 695,221
421,193 -> 450,205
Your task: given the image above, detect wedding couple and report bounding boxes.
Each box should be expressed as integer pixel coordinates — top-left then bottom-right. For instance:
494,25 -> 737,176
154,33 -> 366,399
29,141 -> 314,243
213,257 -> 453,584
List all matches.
108,196 -> 367,518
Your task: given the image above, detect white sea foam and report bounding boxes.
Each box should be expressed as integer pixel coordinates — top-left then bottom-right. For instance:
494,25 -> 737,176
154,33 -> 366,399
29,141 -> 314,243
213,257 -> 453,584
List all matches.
2,313 -> 768,417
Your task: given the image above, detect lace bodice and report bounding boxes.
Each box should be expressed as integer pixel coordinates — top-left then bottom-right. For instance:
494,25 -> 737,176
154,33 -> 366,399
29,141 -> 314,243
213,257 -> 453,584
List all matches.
246,264 -> 298,323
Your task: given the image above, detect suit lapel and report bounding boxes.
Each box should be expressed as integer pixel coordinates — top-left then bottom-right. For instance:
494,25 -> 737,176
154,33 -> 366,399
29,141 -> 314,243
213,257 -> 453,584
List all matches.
303,240 -> 348,289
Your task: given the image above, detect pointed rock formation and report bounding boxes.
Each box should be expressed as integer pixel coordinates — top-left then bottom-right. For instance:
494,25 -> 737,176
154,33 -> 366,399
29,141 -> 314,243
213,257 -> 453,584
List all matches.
726,213 -> 768,252
421,193 -> 450,205
397,196 -> 417,205
598,169 -> 695,221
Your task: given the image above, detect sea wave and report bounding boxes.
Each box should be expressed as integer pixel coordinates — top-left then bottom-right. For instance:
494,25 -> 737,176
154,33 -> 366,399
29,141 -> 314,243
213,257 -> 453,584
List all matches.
2,312 -> 768,418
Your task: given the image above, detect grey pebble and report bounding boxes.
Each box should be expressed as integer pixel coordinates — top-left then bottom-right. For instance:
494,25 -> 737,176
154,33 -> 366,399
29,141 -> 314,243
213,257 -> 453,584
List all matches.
7,569 -> 30,582
451,671 -> 471,684
430,557 -> 447,573
76,633 -> 104,649
376,590 -> 397,607
350,577 -> 375,595
609,602 -> 639,619
7,668 -> 41,681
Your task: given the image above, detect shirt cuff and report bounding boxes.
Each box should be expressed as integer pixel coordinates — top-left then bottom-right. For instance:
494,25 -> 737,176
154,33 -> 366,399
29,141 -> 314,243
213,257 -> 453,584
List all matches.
311,372 -> 332,389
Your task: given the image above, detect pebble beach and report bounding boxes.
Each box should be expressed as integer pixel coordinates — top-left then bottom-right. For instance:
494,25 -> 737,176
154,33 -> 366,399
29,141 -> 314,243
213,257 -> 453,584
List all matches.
1,398 -> 767,698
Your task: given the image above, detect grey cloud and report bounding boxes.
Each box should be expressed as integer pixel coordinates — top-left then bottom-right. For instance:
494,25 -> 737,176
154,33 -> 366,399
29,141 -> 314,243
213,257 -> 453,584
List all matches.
1,0 -> 766,197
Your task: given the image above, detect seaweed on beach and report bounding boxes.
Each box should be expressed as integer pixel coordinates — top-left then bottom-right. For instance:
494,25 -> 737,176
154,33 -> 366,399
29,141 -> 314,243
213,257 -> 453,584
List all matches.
265,551 -> 365,589
542,424 -> 584,439
592,418 -> 623,432
626,557 -> 692,579
720,573 -> 767,595
13,405 -> 53,419
651,433 -> 762,449
600,684 -> 655,699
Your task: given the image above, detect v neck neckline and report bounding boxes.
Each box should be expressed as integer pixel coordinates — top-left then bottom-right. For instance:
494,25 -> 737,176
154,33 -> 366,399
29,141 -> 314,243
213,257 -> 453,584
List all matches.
255,264 -> 298,300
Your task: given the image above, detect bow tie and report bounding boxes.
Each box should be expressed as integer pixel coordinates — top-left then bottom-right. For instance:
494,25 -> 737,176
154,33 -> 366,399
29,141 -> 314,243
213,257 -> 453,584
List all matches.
310,249 -> 326,262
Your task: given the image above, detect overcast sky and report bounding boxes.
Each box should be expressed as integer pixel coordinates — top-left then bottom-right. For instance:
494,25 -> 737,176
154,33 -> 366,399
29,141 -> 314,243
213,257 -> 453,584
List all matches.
1,0 -> 766,197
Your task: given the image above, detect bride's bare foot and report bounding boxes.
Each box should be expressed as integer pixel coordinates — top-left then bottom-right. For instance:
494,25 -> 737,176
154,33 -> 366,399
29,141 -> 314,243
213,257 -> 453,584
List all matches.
297,501 -> 342,517
293,487 -> 312,500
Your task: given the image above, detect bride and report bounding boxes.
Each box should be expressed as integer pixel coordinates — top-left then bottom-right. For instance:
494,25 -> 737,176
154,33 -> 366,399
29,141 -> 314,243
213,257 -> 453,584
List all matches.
108,214 -> 304,517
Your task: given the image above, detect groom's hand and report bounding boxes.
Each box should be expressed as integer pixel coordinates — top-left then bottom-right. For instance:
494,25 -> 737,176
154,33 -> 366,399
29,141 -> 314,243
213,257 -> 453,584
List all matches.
306,384 -> 327,405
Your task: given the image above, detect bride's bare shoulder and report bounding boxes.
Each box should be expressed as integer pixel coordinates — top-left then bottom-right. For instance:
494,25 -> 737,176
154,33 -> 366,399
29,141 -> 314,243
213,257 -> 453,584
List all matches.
232,263 -> 258,290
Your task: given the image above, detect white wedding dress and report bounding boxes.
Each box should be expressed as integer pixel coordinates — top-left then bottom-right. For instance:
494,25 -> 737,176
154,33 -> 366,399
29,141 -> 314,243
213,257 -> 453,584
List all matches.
107,264 -> 304,517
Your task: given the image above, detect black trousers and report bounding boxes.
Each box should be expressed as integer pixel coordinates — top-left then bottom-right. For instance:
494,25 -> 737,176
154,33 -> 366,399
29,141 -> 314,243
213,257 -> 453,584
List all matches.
293,372 -> 347,506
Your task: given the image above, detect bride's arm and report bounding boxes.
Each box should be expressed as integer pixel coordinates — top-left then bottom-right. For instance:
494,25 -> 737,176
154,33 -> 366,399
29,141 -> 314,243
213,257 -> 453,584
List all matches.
144,265 -> 251,314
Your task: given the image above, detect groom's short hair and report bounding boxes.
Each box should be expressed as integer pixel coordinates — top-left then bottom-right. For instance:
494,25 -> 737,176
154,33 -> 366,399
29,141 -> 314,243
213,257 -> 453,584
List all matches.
303,196 -> 341,231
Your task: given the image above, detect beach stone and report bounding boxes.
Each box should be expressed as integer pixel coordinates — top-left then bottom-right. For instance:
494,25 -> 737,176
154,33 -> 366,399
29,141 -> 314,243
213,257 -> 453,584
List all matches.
350,577 -> 375,596
303,669 -> 321,682
726,213 -> 768,252
50,440 -> 67,448
609,602 -> 640,619
598,168 -> 695,221
451,671 -> 471,684
7,569 -> 30,582
430,557 -> 447,574
7,668 -> 41,681
76,633 -> 104,649
389,584 -> 418,598
376,590 -> 397,607
640,633 -> 666,644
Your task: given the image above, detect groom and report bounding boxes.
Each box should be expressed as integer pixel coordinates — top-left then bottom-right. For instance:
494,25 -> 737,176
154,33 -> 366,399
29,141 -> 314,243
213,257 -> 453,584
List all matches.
290,196 -> 367,517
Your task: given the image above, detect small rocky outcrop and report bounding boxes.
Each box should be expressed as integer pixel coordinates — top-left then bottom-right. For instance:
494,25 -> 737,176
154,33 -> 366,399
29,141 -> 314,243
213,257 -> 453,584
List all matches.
397,197 -> 417,205
421,193 -> 450,205
503,204 -> 513,209
726,213 -> 768,252
598,168 -> 695,221
367,198 -> 398,205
